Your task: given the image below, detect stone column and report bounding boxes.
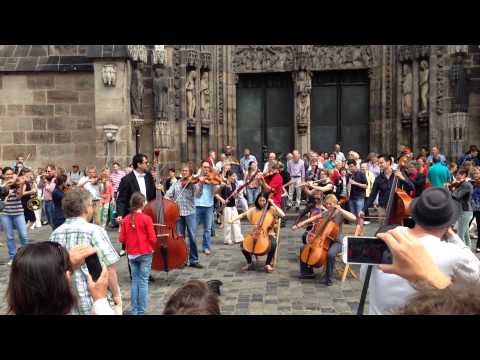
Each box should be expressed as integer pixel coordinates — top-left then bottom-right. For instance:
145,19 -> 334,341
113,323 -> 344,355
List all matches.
293,70 -> 311,155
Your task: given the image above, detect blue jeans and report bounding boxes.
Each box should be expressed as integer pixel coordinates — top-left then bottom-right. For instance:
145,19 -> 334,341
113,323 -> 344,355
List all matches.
129,253 -> 153,315
246,187 -> 260,205
45,200 -> 55,229
176,214 -> 199,264
349,197 -> 365,216
196,206 -> 213,251
0,214 -> 29,260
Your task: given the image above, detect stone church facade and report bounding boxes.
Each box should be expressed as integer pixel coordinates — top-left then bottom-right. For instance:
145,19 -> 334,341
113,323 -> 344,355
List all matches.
0,45 -> 479,170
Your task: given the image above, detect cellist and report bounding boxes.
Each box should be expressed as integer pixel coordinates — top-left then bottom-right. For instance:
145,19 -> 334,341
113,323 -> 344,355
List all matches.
228,192 -> 285,273
362,154 -> 414,222
292,194 -> 356,284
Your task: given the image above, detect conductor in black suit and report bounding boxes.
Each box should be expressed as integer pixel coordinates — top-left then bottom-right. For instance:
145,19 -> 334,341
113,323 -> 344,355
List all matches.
116,153 -> 157,222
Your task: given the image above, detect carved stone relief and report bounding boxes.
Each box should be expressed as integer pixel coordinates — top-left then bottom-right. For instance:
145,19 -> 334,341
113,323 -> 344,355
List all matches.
217,46 -> 224,124
152,45 -> 166,65
200,71 -> 210,121
102,64 -> 116,87
152,66 -> 169,121
127,45 -> 148,64
155,120 -> 171,149
311,45 -> 373,70
186,69 -> 196,120
419,60 -> 429,115
233,45 -> 294,72
293,70 -> 311,135
401,63 -> 413,119
130,62 -> 145,118
435,46 -> 447,115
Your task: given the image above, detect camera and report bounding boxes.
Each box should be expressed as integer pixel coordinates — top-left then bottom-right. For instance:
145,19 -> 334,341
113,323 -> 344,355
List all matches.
0,186 -> 9,200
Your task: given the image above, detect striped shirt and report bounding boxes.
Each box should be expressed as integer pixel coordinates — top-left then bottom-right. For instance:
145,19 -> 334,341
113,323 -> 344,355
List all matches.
1,190 -> 24,216
109,171 -> 126,194
49,217 -> 120,315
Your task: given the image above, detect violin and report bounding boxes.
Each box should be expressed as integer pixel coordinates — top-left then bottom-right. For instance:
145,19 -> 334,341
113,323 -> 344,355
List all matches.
143,154 -> 188,274
300,198 -> 347,267
243,196 -> 276,256
448,179 -> 464,191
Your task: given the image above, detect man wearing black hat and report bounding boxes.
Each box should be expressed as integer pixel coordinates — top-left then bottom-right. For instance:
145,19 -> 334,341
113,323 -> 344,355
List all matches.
360,187 -> 480,315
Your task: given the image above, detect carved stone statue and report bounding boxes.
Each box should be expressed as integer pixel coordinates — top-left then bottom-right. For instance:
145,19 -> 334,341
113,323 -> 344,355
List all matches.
295,71 -> 312,127
401,63 -> 413,119
102,64 -> 116,87
130,62 -> 144,118
449,55 -> 469,113
200,71 -> 210,120
153,67 -> 169,121
186,70 -> 196,119
155,120 -> 171,149
419,60 -> 429,114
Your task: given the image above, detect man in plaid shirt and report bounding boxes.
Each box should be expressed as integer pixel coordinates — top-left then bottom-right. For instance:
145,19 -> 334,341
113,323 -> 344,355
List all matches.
50,188 -> 121,315
165,164 -> 203,269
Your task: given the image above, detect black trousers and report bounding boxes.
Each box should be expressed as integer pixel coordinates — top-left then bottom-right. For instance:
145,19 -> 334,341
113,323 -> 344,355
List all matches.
242,236 -> 277,266
299,240 -> 342,281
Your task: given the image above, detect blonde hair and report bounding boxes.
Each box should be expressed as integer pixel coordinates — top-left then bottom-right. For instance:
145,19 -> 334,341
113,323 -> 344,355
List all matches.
324,194 -> 338,204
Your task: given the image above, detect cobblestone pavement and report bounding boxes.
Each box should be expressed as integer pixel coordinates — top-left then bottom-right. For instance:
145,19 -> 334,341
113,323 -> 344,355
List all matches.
0,217 -> 379,315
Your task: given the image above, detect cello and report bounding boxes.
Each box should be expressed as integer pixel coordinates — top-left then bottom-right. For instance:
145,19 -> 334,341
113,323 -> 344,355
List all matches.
242,196 -> 276,256
143,154 -> 188,276
300,197 -> 347,268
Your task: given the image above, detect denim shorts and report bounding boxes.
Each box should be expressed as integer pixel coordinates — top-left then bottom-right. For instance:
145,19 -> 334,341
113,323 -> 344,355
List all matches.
349,198 -> 364,216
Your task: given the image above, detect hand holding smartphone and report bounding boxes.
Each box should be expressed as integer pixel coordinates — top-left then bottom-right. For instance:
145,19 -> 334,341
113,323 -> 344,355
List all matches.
343,236 -> 393,265
85,253 -> 103,281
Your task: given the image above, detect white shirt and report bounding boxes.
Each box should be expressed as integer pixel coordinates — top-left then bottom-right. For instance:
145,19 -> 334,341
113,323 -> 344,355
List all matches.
133,170 -> 147,198
80,176 -> 101,200
335,151 -> 346,162
360,227 -> 480,315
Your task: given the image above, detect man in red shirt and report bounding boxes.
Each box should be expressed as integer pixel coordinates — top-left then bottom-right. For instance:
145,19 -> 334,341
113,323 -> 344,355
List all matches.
259,161 -> 283,207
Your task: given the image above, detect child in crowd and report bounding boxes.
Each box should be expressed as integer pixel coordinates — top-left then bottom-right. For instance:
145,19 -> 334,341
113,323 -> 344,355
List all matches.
119,192 -> 156,315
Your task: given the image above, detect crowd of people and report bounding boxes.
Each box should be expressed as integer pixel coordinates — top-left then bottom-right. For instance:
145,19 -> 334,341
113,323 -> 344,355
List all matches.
1,141 -> 480,315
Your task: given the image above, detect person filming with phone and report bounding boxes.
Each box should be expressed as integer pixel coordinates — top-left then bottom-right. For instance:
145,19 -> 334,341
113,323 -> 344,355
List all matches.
49,188 -> 122,315
358,187 -> 480,315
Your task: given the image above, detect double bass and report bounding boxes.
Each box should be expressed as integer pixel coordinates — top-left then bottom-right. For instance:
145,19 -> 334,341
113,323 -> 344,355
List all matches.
242,196 -> 276,256
143,155 -> 188,274
300,198 -> 347,268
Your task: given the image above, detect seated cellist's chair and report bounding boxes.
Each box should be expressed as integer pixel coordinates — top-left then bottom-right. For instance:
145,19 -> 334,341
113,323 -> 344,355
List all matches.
334,222 -> 361,282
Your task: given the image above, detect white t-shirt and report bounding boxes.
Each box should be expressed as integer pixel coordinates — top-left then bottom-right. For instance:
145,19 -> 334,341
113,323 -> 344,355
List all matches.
80,176 -> 102,200
360,227 -> 480,315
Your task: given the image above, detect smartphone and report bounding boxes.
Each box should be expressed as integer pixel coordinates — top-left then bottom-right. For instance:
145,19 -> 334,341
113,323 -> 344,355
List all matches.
85,253 -> 103,281
342,236 -> 393,265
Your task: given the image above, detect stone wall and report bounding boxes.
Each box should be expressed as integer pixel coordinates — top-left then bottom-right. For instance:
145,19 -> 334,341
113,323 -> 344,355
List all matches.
0,72 -> 95,169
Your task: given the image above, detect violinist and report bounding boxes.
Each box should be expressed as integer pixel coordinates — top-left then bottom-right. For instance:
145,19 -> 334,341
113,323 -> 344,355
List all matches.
363,154 -> 414,220
228,192 -> 285,273
449,169 -> 474,247
195,161 -> 220,256
164,164 -> 203,268
215,170 -> 243,245
259,161 -> 283,208
292,194 -> 356,284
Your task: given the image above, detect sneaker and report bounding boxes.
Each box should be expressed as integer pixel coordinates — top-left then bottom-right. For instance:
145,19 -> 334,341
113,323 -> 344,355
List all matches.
41,221 -> 48,225
7,260 -> 12,266
30,225 -> 36,230
364,221 -> 371,225
204,249 -> 211,255
119,250 -> 126,257
325,279 -> 333,286
189,263 -> 204,269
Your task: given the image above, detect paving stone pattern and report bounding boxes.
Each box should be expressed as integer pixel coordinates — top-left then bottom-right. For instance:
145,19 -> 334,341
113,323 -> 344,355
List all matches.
0,217 -> 376,315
